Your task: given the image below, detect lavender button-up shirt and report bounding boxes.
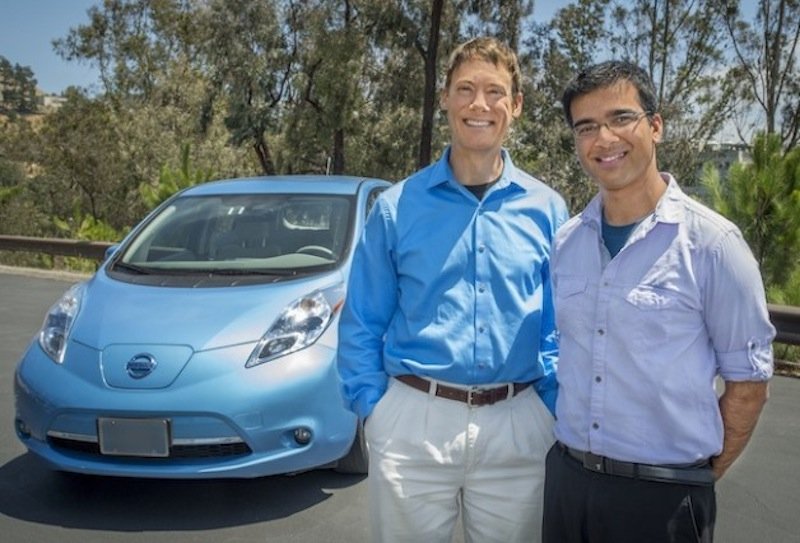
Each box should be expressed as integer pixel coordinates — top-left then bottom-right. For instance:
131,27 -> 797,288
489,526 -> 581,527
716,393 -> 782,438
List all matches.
552,174 -> 775,465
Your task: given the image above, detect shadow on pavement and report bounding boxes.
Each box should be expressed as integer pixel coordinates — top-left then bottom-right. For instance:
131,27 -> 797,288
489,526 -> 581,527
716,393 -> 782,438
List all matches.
0,452 -> 364,531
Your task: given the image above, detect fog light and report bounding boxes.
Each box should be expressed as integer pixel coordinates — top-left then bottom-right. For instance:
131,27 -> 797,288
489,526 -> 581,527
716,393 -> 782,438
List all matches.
15,418 -> 31,439
293,427 -> 312,445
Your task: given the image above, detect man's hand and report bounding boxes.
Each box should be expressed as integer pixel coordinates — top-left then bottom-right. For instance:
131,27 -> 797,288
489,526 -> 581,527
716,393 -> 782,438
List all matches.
712,380 -> 769,480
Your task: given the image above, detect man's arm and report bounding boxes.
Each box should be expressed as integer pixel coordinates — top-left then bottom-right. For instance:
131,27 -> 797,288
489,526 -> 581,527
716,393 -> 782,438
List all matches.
536,258 -> 559,416
535,200 -> 570,416
336,198 -> 397,420
712,380 -> 769,480
701,229 -> 775,479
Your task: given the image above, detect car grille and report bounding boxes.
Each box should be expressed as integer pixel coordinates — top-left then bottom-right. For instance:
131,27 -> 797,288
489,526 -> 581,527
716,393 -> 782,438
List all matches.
48,436 -> 252,459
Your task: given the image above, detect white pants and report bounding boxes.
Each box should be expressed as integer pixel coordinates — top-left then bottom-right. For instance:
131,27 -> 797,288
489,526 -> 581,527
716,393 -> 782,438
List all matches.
365,377 -> 554,543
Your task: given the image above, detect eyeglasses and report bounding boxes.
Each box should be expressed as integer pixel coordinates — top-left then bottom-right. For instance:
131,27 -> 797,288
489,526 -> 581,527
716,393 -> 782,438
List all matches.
571,111 -> 651,140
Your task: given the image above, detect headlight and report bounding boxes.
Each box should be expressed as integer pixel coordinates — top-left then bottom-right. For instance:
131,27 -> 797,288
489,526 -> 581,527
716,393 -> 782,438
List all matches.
38,283 -> 85,364
246,284 -> 344,368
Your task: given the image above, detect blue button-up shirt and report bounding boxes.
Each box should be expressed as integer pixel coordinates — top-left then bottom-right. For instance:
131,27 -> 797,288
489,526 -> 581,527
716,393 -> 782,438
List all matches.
337,148 -> 569,419
552,174 -> 775,465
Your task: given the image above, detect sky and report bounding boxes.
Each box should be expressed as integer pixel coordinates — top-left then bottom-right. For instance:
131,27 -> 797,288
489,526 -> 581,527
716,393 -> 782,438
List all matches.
1,0 -> 101,94
1,0 -> 757,96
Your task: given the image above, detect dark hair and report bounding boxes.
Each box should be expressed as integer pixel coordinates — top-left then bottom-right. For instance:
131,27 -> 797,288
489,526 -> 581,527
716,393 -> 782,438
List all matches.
561,60 -> 658,126
444,37 -> 522,97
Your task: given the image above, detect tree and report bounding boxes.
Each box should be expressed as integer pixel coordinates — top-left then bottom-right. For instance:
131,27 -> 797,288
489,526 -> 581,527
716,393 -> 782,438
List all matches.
419,0 -> 445,168
275,0 -> 372,174
31,90 -> 141,230
0,56 -> 38,114
515,0 -> 611,212
702,132 -> 800,287
723,0 -> 800,148
140,143 -> 215,208
198,0 -> 294,174
607,0 -> 737,184
357,0 -> 452,170
54,0 -> 202,101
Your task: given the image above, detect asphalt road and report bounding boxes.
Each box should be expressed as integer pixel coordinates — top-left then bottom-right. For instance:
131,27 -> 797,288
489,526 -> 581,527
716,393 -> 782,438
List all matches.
1,268 -> 798,542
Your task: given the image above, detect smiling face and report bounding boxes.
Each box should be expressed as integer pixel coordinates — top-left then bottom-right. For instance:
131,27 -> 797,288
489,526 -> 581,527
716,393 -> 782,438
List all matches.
570,81 -> 663,196
440,58 -> 522,159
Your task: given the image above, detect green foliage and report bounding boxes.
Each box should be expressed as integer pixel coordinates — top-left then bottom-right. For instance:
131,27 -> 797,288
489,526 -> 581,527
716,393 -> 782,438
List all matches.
53,214 -> 121,242
0,157 -> 25,189
0,55 -> 38,114
702,132 -> 800,287
139,143 -> 215,209
768,266 -> 800,306
0,184 -> 22,205
52,213 -> 123,273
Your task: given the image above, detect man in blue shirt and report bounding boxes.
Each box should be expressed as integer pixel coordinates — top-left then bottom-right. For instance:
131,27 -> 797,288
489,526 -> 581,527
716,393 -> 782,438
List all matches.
337,37 -> 568,543
543,61 -> 776,543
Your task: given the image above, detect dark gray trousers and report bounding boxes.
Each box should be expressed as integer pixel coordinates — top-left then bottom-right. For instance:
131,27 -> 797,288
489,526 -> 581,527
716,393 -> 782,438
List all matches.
542,443 -> 716,543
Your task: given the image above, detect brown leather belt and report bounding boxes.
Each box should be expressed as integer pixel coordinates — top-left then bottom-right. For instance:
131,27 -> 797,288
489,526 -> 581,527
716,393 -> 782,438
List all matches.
395,374 -> 531,407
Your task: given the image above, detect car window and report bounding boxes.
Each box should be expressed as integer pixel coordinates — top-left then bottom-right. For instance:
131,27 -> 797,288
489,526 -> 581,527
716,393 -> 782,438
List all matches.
366,187 -> 386,218
112,193 -> 355,284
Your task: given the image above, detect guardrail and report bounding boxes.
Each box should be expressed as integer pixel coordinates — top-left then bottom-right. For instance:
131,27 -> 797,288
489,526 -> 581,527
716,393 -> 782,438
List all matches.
0,234 -> 113,261
2,234 -> 800,346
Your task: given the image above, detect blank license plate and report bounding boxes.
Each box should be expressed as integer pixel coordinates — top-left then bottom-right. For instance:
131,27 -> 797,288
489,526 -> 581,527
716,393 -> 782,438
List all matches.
98,418 -> 170,457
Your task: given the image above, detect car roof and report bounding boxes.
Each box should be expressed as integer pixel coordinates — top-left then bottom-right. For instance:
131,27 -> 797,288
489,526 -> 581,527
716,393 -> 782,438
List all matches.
180,175 -> 391,197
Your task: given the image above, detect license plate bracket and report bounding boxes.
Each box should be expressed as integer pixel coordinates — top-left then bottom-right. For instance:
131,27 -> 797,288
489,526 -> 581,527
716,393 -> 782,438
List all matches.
98,417 -> 170,457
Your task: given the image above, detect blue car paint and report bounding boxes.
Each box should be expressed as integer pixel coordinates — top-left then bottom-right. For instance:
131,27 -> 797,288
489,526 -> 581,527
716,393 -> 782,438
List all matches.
14,175 -> 390,478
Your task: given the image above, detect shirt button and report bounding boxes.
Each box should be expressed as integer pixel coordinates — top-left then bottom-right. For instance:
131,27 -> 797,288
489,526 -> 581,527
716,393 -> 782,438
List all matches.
595,376 -> 602,383
478,326 -> 485,333
597,329 -> 605,335
478,286 -> 485,293
592,422 -> 599,430
478,245 -> 486,253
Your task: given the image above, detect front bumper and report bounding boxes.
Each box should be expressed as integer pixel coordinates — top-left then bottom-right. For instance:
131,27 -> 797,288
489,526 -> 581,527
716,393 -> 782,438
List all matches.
14,339 -> 357,478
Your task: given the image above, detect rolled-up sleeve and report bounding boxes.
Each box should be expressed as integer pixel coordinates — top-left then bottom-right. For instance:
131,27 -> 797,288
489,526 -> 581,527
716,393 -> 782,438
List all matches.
703,229 -> 775,381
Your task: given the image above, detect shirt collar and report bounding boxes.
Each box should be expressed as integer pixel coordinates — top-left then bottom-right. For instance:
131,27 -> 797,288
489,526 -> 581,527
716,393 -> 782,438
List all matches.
581,172 -> 685,228
652,173 -> 685,224
426,147 -> 521,193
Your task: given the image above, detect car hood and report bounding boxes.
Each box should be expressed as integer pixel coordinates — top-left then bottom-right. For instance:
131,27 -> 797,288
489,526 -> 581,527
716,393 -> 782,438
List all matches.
70,270 -> 345,352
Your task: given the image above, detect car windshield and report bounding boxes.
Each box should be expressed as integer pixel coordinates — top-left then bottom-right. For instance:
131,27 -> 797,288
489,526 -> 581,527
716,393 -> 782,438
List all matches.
110,193 -> 353,280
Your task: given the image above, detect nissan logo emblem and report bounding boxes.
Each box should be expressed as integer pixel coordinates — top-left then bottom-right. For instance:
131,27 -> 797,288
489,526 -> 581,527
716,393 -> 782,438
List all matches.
125,353 -> 157,379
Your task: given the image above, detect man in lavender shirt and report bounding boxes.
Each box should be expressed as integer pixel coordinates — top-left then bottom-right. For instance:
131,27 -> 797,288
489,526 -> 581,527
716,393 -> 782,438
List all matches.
542,60 -> 776,543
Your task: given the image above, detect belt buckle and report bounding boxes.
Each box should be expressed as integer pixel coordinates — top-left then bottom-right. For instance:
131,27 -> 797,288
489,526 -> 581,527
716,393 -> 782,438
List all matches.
583,451 -> 605,473
466,387 -> 487,407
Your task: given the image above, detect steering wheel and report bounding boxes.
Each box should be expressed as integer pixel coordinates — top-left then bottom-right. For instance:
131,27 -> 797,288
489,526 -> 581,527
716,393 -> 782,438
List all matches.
296,245 -> 335,259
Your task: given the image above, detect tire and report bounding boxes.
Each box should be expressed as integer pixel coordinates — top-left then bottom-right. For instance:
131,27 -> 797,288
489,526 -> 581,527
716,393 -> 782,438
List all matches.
334,419 -> 368,474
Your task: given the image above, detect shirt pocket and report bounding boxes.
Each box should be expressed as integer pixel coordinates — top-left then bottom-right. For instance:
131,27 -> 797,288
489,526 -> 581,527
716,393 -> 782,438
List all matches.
624,285 -> 679,310
555,275 -> 591,337
621,285 -> 694,346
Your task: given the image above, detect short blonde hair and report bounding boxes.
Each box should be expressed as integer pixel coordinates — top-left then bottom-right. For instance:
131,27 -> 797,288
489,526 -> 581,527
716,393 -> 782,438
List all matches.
443,37 -> 522,96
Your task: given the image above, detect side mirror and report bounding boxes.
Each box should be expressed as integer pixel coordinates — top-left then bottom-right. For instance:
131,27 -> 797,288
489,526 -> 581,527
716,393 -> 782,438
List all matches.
104,244 -> 120,261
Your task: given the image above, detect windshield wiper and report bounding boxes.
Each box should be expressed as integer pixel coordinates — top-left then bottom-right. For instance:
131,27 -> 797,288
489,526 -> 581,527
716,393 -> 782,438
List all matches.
112,262 -> 154,275
190,268 -> 300,277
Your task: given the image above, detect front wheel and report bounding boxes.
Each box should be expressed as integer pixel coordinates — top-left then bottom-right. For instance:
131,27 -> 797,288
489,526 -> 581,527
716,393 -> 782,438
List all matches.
334,419 -> 368,474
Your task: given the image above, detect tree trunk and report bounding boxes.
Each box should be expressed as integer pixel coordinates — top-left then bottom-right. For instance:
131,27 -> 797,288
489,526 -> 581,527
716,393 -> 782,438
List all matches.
332,128 -> 345,174
254,135 -> 276,175
419,0 -> 444,169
